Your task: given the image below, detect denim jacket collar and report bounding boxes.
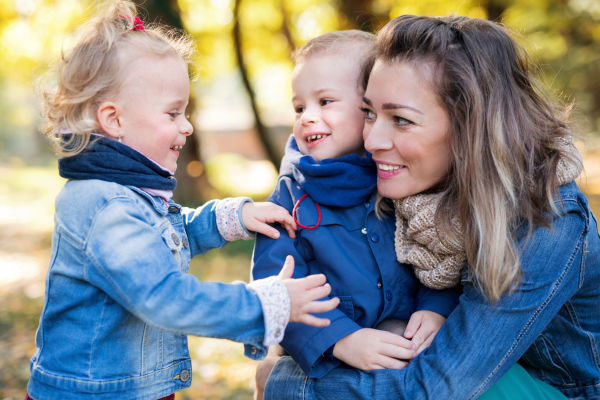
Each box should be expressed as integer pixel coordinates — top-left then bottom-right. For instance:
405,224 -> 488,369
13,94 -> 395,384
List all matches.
126,186 -> 180,216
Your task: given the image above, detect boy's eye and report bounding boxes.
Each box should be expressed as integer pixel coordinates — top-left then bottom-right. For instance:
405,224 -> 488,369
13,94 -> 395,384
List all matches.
295,106 -> 305,113
169,112 -> 182,118
320,99 -> 333,106
360,107 -> 375,121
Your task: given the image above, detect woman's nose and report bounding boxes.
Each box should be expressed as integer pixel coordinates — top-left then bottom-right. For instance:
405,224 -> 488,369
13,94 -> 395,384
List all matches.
364,120 -> 391,153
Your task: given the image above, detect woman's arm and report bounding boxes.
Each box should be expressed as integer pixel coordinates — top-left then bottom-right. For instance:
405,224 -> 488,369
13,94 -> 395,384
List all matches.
265,203 -> 587,399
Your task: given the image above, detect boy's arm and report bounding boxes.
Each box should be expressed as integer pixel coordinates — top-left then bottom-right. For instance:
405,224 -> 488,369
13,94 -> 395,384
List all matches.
414,281 -> 462,318
252,178 -> 362,378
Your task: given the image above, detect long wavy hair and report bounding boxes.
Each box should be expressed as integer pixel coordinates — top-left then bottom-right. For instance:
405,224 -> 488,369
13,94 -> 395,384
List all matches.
364,15 -> 578,302
38,1 -> 196,156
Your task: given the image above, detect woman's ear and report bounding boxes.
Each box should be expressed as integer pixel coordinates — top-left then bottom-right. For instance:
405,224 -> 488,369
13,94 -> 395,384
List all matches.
97,101 -> 122,140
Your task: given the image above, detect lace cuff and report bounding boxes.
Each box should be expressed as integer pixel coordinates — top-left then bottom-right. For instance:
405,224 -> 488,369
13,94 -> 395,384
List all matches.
215,197 -> 255,241
248,276 -> 290,346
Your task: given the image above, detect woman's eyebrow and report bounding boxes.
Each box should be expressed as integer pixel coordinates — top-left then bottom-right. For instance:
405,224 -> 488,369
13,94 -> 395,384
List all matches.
383,103 -> 423,115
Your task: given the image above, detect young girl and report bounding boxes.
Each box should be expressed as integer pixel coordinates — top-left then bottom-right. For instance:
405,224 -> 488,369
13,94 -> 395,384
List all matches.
26,2 -> 339,399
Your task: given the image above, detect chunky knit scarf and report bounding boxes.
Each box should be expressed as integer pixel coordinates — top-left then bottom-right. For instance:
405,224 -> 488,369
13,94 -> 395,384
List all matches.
394,140 -> 583,289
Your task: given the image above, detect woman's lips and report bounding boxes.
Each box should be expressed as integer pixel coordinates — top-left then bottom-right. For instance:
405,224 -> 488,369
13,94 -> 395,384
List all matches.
374,160 -> 406,178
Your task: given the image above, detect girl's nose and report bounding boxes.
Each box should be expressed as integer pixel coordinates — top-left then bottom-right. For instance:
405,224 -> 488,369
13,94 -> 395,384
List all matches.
181,118 -> 193,136
364,120 -> 392,154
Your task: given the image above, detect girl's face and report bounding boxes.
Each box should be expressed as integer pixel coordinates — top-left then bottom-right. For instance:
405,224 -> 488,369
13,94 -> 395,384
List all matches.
117,55 -> 193,172
362,60 -> 452,200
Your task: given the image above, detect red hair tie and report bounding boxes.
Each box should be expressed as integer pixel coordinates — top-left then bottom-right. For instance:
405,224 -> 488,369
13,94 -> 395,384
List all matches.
292,194 -> 321,230
119,15 -> 145,31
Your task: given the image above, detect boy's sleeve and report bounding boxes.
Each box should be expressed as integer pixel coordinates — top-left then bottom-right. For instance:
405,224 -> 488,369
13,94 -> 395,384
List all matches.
252,178 -> 362,378
414,283 -> 462,318
85,197 -> 274,359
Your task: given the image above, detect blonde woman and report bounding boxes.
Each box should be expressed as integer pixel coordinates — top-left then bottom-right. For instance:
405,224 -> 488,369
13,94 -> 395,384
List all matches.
263,15 -> 600,400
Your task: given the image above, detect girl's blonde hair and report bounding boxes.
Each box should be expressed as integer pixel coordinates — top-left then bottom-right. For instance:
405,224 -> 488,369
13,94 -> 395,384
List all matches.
364,15 -> 578,302
39,1 -> 196,156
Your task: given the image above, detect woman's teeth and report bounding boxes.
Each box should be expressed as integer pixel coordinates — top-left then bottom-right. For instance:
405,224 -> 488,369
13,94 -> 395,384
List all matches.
377,163 -> 402,171
307,135 -> 326,143
171,145 -> 183,151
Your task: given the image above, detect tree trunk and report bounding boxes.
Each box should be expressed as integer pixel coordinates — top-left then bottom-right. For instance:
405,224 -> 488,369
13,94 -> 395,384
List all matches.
487,0 -> 506,21
232,0 -> 282,169
132,0 -> 213,206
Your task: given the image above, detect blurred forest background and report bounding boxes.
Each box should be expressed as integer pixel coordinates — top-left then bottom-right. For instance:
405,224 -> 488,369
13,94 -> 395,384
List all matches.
1,0 -> 600,399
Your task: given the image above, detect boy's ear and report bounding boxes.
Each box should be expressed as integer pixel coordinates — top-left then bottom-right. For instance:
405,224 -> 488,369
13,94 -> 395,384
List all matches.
97,101 -> 122,140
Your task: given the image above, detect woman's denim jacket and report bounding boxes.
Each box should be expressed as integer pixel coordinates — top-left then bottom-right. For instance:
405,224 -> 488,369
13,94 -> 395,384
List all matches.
264,182 -> 600,400
27,179 -> 270,400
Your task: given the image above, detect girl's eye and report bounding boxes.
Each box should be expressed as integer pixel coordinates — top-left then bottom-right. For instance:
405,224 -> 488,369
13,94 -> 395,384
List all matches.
360,107 -> 375,121
295,106 -> 305,113
169,112 -> 182,119
320,99 -> 333,106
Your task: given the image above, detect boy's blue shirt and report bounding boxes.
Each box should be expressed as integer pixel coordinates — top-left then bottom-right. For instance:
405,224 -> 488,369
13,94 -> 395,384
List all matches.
252,136 -> 461,378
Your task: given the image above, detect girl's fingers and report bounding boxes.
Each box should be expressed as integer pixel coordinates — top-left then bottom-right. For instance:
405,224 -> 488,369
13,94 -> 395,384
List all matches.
302,274 -> 328,290
299,314 -> 331,327
304,283 -> 332,301
252,221 -> 281,239
282,223 -> 297,239
278,256 -> 295,280
304,297 -> 339,313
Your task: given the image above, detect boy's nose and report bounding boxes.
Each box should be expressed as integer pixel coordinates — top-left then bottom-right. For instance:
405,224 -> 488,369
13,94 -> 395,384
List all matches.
181,119 -> 193,135
300,108 -> 319,125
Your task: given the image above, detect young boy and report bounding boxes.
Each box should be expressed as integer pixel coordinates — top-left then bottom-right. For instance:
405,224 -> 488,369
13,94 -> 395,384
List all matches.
251,30 -> 460,395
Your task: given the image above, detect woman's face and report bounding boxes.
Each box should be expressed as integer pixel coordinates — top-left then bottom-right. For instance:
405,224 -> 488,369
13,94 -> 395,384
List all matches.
362,60 -> 452,200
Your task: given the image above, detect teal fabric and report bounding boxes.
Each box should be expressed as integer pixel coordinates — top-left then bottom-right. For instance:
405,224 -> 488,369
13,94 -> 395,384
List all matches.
480,364 -> 568,400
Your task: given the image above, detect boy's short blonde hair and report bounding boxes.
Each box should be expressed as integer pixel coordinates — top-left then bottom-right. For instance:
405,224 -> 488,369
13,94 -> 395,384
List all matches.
39,1 -> 196,157
292,30 -> 375,65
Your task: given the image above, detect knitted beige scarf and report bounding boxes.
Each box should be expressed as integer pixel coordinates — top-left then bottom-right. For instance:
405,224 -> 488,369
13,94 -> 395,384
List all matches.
394,140 -> 583,289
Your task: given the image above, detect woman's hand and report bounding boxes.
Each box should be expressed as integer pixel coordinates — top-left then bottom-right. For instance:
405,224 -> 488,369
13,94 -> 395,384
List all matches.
332,328 -> 415,371
404,310 -> 446,355
242,202 -> 298,239
279,256 -> 339,327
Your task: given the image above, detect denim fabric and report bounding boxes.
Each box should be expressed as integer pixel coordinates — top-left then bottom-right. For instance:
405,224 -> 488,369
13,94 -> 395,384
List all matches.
264,182 -> 600,400
27,180 -> 268,400
252,175 -> 460,379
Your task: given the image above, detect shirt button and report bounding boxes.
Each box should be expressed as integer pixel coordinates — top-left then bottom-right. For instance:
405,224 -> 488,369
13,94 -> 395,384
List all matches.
275,329 -> 281,337
171,232 -> 180,246
361,228 -> 367,234
370,233 -> 379,243
179,369 -> 190,382
385,290 -> 392,301
377,281 -> 383,289
251,346 -> 258,355
182,236 -> 189,249
168,206 -> 179,213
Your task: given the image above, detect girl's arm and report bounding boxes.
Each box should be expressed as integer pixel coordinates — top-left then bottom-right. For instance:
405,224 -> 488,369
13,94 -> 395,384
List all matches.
265,198 -> 588,398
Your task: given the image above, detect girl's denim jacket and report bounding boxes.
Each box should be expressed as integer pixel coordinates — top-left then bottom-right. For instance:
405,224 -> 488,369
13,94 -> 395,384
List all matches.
27,179 -> 284,400
263,182 -> 600,400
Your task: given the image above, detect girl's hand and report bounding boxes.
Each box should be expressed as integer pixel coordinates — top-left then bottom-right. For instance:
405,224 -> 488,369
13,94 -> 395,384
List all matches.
242,202 -> 298,239
279,256 -> 339,327
404,310 -> 446,355
332,328 -> 414,371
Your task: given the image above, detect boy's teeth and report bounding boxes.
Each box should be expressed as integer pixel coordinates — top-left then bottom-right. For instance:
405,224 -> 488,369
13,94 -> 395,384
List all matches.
171,145 -> 183,151
377,163 -> 402,171
308,135 -> 325,143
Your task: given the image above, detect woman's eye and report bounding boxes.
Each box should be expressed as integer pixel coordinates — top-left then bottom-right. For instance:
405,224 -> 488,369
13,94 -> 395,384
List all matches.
320,99 -> 333,106
394,116 -> 412,126
360,107 -> 375,121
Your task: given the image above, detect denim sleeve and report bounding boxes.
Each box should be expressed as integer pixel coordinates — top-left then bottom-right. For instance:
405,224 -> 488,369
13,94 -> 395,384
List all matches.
414,284 -> 462,318
266,207 -> 586,399
85,197 -> 268,356
252,180 -> 362,378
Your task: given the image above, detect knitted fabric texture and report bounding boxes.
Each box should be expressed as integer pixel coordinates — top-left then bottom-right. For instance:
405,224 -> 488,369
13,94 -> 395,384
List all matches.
394,140 -> 583,289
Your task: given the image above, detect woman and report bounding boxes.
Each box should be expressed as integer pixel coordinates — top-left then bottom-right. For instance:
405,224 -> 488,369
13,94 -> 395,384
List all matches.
263,15 -> 600,400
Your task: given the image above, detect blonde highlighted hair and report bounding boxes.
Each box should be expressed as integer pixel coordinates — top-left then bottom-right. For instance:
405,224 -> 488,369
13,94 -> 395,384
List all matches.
39,1 -> 196,156
364,15 -> 578,302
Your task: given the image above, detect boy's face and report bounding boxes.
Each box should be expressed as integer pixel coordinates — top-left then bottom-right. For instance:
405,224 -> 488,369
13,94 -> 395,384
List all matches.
291,54 -> 366,162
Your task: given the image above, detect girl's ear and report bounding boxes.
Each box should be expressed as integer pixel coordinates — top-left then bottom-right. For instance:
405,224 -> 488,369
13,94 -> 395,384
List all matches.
97,101 -> 122,140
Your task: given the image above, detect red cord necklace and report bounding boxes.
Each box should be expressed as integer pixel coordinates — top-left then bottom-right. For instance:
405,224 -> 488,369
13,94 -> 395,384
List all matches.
292,194 -> 321,229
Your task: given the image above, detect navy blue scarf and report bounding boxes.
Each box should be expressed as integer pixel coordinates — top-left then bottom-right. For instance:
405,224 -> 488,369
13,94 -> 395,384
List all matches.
280,136 -> 377,207
58,136 -> 177,190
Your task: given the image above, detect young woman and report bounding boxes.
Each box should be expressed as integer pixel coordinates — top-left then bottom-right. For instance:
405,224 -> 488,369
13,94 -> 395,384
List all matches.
261,15 -> 600,400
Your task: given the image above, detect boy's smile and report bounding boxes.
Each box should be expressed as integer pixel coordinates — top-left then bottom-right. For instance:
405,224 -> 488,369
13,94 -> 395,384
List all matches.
291,54 -> 366,163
